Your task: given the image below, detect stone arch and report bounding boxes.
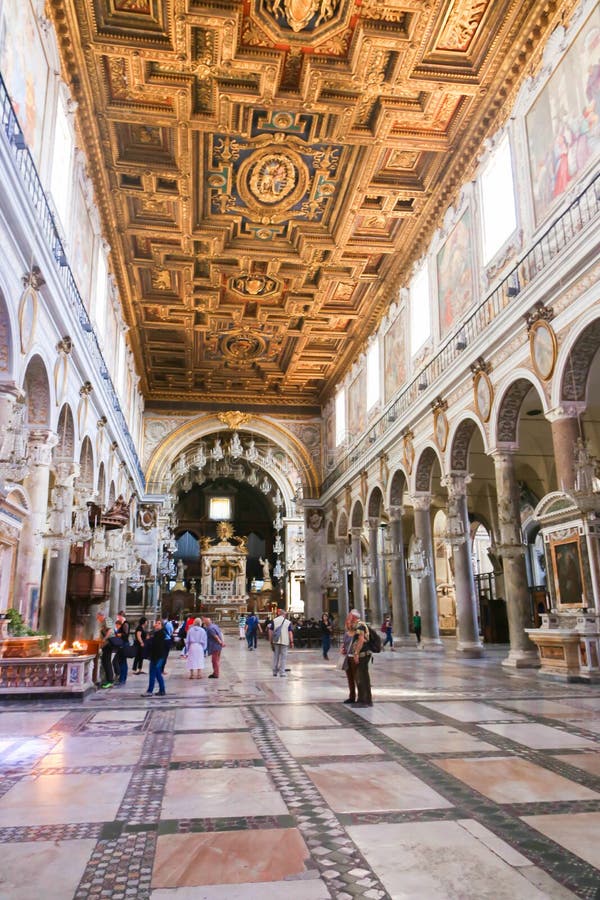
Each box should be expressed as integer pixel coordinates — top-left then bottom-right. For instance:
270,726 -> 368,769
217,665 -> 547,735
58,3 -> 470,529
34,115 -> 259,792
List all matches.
55,403 -> 76,460
108,480 -> 116,507
367,486 -> 384,520
326,520 -> 335,543
388,468 -> 407,507
351,500 -> 364,528
494,375 -> 546,445
558,317 -> 600,404
97,462 -> 106,506
414,445 -> 441,493
0,287 -> 14,379
337,510 -> 348,538
448,415 -> 487,472
79,436 -> 95,491
22,354 -> 51,427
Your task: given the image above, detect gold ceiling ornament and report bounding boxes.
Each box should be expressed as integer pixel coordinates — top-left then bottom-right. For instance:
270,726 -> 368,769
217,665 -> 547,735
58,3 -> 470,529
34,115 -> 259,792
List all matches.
262,0 -> 341,33
217,411 -> 253,430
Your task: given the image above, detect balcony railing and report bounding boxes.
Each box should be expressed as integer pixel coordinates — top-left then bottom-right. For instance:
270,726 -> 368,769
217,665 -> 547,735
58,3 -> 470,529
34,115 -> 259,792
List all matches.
323,170 -> 600,492
0,72 -> 144,487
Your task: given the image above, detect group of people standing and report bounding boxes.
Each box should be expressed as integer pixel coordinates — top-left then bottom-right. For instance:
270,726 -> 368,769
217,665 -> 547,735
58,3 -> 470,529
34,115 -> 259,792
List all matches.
181,615 -> 225,679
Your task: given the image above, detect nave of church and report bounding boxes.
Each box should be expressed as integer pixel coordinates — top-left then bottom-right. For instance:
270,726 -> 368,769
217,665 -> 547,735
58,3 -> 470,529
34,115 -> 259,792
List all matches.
1,641 -> 600,899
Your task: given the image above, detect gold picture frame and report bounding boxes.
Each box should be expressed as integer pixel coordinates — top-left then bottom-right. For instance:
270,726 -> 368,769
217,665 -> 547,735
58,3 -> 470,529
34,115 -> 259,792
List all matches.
402,433 -> 414,474
473,370 -> 493,423
529,319 -> 557,381
433,408 -> 449,452
550,534 -> 586,608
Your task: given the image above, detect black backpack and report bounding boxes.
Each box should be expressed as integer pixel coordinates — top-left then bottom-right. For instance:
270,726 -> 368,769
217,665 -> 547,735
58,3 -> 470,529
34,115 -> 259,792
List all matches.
367,625 -> 382,654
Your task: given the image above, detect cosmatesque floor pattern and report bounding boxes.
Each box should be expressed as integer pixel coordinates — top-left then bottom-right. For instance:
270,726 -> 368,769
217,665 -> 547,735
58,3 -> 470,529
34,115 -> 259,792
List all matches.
1,639 -> 600,899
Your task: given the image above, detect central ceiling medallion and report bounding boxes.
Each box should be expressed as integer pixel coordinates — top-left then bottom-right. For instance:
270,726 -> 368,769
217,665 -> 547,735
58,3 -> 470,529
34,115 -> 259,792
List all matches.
262,0 -> 341,33
238,146 -> 308,214
220,329 -> 267,363
230,274 -> 280,298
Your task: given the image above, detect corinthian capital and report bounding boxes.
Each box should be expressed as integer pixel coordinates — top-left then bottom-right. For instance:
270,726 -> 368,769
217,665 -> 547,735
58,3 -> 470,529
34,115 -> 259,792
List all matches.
441,472 -> 472,499
28,430 -> 59,467
410,492 -> 431,511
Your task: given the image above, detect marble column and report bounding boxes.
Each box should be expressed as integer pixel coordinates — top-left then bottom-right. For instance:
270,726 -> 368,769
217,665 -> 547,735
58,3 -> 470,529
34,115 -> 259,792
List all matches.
351,526 -> 365,619
547,407 -> 583,492
14,430 -> 58,625
411,493 -> 443,648
119,578 -> 128,616
336,538 -> 350,620
39,463 -> 77,640
443,473 -> 484,657
367,517 -> 382,624
304,514 -> 324,620
389,505 -> 410,641
108,571 -> 120,619
492,450 -> 539,668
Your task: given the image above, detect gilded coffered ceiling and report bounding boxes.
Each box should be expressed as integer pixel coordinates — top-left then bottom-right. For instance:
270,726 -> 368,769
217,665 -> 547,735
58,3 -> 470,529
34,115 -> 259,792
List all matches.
48,0 -> 570,413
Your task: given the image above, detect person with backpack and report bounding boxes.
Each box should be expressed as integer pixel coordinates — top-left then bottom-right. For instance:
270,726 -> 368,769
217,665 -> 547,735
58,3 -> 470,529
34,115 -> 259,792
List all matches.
382,615 -> 394,650
245,610 -> 262,650
268,607 -> 294,677
347,608 -> 373,707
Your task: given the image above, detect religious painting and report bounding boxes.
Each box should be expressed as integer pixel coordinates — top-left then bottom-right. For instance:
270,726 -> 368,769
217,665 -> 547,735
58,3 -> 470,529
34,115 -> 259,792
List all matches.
436,208 -> 475,338
529,319 -> 557,381
434,408 -> 449,452
384,306 -> 406,403
72,187 -> 95,307
0,0 -> 50,162
348,371 -> 366,438
473,370 -> 493,423
402,432 -> 414,475
18,285 -> 37,354
526,6 -> 600,225
550,534 -> 586,608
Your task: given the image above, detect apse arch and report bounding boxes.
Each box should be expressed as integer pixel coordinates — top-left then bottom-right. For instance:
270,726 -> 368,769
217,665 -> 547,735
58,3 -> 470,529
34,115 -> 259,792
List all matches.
350,500 -> 364,529
367,486 -> 385,520
145,413 -> 319,514
79,436 -> 95,491
97,461 -> 106,507
336,509 -> 348,538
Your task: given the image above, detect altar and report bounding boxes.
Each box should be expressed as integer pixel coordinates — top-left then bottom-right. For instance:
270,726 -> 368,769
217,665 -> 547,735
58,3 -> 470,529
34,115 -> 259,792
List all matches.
199,522 -> 248,614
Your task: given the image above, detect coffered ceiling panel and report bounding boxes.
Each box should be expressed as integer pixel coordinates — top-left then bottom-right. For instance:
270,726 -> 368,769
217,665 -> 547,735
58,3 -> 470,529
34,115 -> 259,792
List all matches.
48,0 -> 572,413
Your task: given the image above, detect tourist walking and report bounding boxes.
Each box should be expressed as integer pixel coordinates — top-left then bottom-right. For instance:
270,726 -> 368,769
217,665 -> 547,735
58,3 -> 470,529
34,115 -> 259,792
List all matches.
413,610 -> 422,646
320,612 -> 333,660
144,619 -> 167,696
382,615 -> 394,650
245,610 -> 262,650
202,616 -> 225,678
238,613 -> 247,640
185,617 -> 207,679
269,607 -> 294,677
347,608 -> 373,706
340,612 -> 357,704
96,610 -> 115,688
132,616 -> 148,674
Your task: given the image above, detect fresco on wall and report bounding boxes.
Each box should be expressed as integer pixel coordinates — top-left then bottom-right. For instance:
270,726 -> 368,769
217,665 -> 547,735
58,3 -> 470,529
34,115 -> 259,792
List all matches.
72,187 -> 95,307
348,371 -> 366,438
0,0 -> 49,162
384,306 -> 406,403
526,7 -> 600,224
436,208 -> 475,339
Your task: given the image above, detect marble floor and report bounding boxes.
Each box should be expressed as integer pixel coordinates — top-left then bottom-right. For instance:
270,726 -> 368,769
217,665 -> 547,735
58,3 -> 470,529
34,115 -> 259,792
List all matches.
0,639 -> 600,899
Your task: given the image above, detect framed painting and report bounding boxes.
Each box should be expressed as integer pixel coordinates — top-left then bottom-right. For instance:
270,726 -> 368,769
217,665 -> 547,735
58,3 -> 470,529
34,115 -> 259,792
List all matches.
550,534 -> 586,608
402,433 -> 414,474
437,208 -> 475,338
384,307 -> 406,402
434,408 -> 449,452
473,370 -> 493,423
529,319 -> 557,381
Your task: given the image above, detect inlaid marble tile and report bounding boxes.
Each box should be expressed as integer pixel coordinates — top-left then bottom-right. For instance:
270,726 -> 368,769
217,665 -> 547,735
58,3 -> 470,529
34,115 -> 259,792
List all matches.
92,709 -> 147,722
151,880 -> 330,899
268,705 -> 338,728
0,771 -> 131,825
381,724 -> 497,754
171,731 -> 260,762
278,727 -> 383,758
161,768 -> 288,819
435,756 -> 600,803
305,760 -> 452,813
0,711 -> 68,736
152,828 -> 311,888
347,820 -> 558,899
349,703 -> 431,725
554,753 -> 600,776
495,699 -> 590,718
479,722 -> 597,750
521,811 -> 600,869
2,737 -> 57,764
0,838 -> 97,900
42,733 -> 145,767
419,701 -> 524,722
174,708 -> 247,731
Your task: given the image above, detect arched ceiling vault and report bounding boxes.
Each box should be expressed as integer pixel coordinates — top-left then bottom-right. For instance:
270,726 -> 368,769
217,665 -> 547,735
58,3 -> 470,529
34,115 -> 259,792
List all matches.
47,0 -> 573,414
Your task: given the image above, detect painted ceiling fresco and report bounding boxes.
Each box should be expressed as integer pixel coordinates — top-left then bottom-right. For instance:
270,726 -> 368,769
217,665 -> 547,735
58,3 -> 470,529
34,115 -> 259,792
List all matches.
48,0 -> 571,412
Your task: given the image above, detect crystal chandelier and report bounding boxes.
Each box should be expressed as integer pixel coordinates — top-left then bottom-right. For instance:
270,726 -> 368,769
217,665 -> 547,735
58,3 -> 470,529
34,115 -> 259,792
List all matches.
443,499 -> 466,548
0,393 -> 28,485
86,525 -> 110,571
